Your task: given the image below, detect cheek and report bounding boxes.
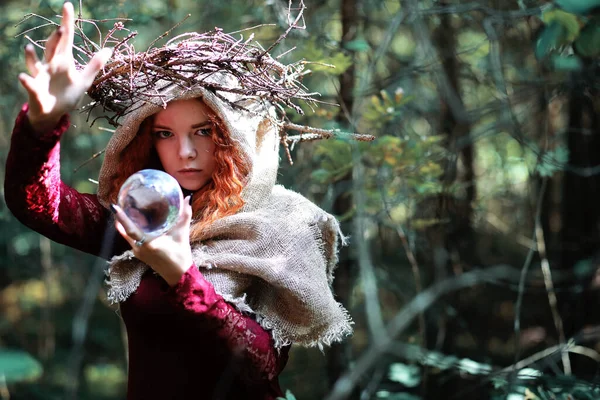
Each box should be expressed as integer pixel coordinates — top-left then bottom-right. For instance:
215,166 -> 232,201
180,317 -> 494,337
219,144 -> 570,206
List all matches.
201,145 -> 217,176
153,142 -> 173,169
197,139 -> 216,160
206,144 -> 217,166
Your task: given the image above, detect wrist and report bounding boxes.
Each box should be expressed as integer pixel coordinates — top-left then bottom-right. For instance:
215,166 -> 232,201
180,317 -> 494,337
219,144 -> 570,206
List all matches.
27,111 -> 65,135
158,261 -> 193,287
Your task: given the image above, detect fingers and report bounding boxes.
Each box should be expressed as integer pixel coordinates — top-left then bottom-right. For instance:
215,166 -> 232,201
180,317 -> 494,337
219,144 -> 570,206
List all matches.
57,2 -> 75,55
81,47 -> 112,87
43,3 -> 74,63
182,196 -> 192,222
24,44 -> 42,77
173,196 -> 193,231
44,27 -> 63,62
112,204 -> 144,244
18,73 -> 38,97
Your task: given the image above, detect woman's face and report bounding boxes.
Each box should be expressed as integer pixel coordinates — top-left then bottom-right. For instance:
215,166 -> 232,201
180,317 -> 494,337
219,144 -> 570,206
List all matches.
152,99 -> 217,191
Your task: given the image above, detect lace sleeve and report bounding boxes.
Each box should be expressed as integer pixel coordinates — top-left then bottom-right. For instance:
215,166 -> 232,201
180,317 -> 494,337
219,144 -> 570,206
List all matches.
166,265 -> 288,384
4,104 -> 116,257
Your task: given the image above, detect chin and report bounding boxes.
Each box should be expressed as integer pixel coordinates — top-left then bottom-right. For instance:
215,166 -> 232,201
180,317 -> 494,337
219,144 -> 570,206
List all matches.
180,180 -> 211,193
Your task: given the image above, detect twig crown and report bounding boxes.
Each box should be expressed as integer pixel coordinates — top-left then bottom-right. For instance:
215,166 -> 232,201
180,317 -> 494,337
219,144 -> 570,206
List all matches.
17,0 -> 374,163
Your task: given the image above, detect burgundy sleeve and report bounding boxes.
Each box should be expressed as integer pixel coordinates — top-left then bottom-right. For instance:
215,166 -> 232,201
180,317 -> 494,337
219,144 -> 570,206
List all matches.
166,266 -> 287,384
4,104 -> 114,257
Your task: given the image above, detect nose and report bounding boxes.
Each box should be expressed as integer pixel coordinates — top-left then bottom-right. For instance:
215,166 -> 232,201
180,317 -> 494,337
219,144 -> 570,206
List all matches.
178,136 -> 197,159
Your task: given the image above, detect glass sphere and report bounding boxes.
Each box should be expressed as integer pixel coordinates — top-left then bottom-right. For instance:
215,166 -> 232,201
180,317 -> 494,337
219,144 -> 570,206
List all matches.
117,169 -> 183,239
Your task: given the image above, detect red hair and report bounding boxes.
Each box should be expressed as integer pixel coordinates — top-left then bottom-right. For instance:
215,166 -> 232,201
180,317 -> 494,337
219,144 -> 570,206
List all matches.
189,115 -> 249,238
106,103 -> 250,241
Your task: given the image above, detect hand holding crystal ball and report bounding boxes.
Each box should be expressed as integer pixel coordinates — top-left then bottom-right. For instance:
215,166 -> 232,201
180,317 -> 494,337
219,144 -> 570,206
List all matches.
117,169 -> 183,239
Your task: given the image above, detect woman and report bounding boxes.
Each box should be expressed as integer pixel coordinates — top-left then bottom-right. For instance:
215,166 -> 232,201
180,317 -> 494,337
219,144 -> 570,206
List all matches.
5,3 -> 352,400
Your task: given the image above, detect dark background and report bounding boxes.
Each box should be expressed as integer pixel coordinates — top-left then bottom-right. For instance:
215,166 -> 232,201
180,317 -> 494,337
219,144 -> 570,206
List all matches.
2,0 -> 600,399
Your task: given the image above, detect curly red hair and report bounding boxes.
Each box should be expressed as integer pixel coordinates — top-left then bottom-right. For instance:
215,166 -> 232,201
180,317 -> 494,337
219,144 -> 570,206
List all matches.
106,100 -> 250,241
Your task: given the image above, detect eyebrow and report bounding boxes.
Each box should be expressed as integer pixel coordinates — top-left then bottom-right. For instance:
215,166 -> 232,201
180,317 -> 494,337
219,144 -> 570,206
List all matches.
153,121 -> 213,130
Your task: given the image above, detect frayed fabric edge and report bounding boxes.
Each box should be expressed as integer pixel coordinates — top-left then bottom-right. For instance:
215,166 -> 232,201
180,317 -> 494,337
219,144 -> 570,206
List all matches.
215,285 -> 354,351
254,301 -> 354,351
104,252 -> 354,351
104,251 -> 148,305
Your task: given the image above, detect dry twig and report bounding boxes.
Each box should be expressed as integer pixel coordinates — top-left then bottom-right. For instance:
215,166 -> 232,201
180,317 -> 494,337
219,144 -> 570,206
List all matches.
18,1 -> 374,164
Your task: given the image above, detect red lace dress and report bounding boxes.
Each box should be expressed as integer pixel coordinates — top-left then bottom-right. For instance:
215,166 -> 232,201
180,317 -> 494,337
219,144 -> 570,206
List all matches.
5,105 -> 289,400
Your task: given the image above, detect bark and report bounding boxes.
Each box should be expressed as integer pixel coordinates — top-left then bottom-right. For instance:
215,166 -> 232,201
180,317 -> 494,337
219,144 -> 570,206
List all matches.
559,79 -> 600,360
434,2 -> 475,240
423,5 -> 479,398
326,0 -> 360,398
561,88 -> 600,271
424,0 -> 475,316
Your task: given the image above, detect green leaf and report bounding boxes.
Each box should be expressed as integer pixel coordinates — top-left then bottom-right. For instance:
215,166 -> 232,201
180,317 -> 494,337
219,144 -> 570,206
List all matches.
536,21 -> 568,60
554,0 -> 600,15
344,39 -> 370,52
388,363 -> 421,388
276,390 -> 297,400
0,350 -> 43,382
551,54 -> 584,70
574,19 -> 600,57
541,8 -> 581,41
574,258 -> 594,278
376,392 -> 422,400
536,146 -> 569,176
553,145 -> 570,163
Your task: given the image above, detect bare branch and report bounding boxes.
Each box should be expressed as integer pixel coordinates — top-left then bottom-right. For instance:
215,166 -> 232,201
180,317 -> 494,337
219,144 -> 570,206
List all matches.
324,265 -> 517,400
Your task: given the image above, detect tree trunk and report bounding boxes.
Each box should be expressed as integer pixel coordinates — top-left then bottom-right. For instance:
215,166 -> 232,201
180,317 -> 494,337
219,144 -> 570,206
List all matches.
424,5 -> 481,399
326,0 -> 360,398
559,79 -> 600,376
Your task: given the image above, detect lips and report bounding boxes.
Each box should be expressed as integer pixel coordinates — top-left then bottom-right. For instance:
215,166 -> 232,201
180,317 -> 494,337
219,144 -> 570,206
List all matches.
178,168 -> 201,173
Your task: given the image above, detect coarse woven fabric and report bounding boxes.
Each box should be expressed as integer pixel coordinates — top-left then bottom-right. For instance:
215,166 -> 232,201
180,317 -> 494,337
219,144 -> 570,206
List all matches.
97,58 -> 353,348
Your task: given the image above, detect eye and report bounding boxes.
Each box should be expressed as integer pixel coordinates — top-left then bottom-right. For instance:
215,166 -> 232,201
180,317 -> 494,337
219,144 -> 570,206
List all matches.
195,127 -> 212,137
153,130 -> 173,139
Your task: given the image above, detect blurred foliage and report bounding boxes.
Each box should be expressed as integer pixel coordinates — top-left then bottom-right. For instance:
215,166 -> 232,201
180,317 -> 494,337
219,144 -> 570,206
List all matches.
277,389 -> 298,400
554,0 -> 600,15
0,350 -> 43,382
83,363 -> 127,397
2,0 -> 600,399
388,363 -> 421,388
537,2 -> 600,69
311,89 -> 447,227
376,393 -> 421,400
492,372 -> 600,399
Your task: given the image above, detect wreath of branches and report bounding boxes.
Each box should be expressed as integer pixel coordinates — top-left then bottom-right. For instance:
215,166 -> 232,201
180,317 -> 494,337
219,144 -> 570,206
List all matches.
17,0 -> 373,163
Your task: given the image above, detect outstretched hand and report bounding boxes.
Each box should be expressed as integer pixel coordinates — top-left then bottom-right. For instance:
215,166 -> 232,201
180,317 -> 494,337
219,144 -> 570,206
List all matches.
19,2 -> 112,133
112,196 -> 194,287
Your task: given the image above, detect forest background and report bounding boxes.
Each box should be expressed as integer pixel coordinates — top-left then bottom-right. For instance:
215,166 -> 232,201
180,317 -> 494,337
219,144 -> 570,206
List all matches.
2,0 -> 600,399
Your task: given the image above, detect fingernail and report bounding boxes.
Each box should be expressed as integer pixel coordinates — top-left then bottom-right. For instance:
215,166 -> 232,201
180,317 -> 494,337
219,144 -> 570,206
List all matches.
185,196 -> 191,205
110,204 -> 118,214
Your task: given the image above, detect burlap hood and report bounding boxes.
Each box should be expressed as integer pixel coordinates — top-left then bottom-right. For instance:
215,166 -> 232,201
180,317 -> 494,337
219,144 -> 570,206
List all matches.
97,73 -> 278,210
98,74 -> 353,348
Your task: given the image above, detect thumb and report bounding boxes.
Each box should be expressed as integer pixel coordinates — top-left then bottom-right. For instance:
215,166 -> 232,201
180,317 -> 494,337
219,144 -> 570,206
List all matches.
18,73 -> 38,97
81,47 -> 113,87
179,196 -> 193,227
18,73 -> 45,113
173,196 -> 193,232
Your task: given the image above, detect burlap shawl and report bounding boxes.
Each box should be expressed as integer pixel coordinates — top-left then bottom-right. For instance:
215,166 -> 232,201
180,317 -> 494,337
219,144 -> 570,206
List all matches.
97,68 -> 353,348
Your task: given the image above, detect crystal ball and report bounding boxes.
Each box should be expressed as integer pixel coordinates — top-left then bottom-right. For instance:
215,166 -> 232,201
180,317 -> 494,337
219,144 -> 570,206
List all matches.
117,169 -> 183,239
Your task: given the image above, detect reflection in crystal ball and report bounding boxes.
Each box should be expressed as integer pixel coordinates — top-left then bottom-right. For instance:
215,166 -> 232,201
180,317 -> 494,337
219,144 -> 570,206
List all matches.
117,169 -> 183,238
